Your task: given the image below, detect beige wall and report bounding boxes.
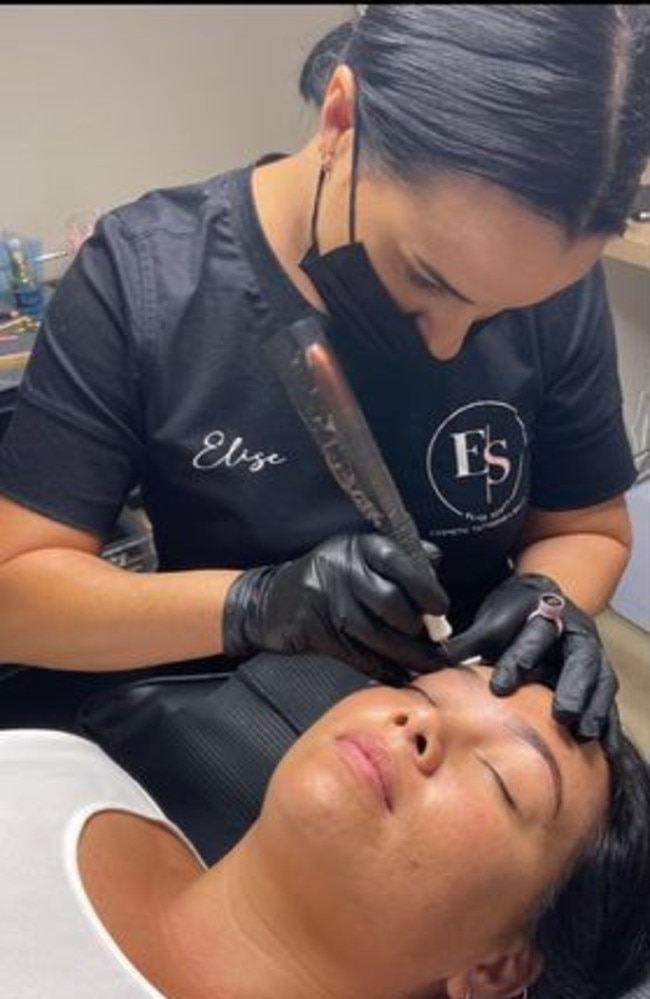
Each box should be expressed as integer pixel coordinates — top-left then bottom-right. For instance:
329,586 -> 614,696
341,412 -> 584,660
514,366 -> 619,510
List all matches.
603,258 -> 649,647
603,260 -> 650,471
0,4 -> 349,260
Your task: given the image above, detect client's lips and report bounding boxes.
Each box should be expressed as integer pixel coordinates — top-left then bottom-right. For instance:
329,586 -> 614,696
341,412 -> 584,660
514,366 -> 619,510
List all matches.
336,734 -> 394,811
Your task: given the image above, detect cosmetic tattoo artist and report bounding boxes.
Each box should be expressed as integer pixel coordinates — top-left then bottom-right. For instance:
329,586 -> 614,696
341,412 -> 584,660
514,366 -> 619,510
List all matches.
1,5 -> 648,744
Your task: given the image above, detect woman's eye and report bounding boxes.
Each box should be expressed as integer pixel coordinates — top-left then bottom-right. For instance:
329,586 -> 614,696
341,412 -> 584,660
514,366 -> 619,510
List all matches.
480,757 -> 520,814
407,269 -> 446,297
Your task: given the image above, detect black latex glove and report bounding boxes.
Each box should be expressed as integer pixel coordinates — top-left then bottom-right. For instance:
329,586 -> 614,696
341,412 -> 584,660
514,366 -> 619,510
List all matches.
222,533 -> 450,684
442,573 -> 621,750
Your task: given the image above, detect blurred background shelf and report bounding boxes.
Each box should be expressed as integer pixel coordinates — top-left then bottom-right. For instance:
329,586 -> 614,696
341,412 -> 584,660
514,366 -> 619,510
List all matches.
603,163 -> 650,269
604,219 -> 649,269
598,608 -> 649,757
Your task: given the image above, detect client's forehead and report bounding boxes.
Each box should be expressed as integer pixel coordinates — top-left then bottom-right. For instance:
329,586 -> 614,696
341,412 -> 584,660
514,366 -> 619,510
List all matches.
410,663 -> 495,700
414,662 -> 549,708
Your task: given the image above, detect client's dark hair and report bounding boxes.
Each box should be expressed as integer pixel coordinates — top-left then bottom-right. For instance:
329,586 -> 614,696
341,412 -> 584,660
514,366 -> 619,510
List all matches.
300,5 -> 650,238
409,731 -> 650,999
530,732 -> 650,999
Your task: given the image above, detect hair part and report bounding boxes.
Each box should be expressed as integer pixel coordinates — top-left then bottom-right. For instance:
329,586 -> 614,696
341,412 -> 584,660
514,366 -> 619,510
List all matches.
300,5 -> 650,239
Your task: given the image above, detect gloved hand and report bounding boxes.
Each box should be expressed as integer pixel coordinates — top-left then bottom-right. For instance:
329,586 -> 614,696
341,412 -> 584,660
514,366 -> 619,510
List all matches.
222,533 -> 450,684
442,573 -> 621,750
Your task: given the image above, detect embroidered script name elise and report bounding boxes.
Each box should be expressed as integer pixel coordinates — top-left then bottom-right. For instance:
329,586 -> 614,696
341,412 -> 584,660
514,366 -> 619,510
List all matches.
192,430 -> 287,474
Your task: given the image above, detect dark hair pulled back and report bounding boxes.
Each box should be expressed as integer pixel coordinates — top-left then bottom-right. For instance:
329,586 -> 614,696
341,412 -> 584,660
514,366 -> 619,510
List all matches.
300,5 -> 650,237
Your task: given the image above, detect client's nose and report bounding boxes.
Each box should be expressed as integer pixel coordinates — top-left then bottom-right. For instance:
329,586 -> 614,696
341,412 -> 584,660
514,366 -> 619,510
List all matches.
411,725 -> 444,776
393,705 -> 444,776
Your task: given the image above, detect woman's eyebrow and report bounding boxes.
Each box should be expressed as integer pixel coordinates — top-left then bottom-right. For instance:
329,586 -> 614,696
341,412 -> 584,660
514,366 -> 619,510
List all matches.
507,717 -> 564,819
408,684 -> 437,707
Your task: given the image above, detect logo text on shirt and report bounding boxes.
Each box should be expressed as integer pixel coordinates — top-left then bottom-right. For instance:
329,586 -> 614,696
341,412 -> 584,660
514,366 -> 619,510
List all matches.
426,401 -> 527,524
192,430 -> 287,474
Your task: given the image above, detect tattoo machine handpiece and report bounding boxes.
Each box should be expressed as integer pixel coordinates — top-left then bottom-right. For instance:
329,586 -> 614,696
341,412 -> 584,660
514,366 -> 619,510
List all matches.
264,315 -> 452,645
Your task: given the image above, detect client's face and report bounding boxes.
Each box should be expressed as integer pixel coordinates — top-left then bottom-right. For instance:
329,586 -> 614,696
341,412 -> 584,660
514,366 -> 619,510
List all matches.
259,664 -> 609,992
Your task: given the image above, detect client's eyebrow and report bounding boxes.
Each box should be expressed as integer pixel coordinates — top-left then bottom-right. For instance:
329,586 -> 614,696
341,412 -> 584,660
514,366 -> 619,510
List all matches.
451,665 -> 564,820
508,716 -> 564,820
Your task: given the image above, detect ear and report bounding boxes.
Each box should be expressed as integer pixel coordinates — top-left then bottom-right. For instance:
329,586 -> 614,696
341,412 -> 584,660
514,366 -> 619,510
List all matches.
446,942 -> 543,999
318,64 -> 356,162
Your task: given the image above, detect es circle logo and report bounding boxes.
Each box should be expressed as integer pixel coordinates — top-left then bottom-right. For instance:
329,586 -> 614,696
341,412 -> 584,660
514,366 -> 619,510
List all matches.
426,401 -> 527,522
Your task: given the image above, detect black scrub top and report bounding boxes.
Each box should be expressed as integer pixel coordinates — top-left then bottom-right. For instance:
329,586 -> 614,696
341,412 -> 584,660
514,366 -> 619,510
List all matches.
0,159 -> 636,630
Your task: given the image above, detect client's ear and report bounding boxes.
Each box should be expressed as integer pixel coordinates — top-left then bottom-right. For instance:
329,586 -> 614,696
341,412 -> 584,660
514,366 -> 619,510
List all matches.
446,942 -> 542,998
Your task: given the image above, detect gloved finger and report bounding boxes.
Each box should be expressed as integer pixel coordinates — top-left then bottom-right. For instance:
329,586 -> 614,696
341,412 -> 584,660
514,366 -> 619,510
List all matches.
550,637 -> 603,727
570,657 -> 619,742
489,616 -> 561,695
361,535 -> 450,615
439,623 -> 491,665
602,702 -> 623,756
441,587 -> 544,665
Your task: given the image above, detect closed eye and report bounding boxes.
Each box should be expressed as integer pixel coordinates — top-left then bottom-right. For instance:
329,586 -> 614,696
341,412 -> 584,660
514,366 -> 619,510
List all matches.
406,267 -> 447,298
479,756 -> 519,814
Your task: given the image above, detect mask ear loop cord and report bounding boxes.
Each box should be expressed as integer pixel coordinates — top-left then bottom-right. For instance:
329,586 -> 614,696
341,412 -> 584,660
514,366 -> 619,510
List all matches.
312,69 -> 361,250
349,75 -> 362,244
309,162 -> 328,250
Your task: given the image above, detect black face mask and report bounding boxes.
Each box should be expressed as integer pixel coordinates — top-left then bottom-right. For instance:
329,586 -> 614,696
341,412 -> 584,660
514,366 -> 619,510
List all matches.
298,158 -> 429,368
298,139 -> 501,375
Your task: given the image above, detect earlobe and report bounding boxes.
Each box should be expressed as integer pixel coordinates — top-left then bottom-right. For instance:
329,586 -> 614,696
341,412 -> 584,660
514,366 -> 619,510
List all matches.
446,943 -> 542,998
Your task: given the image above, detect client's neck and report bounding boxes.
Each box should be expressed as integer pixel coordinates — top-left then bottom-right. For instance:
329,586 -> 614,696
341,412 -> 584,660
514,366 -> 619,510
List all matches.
163,829 -> 381,999
80,813 -> 398,999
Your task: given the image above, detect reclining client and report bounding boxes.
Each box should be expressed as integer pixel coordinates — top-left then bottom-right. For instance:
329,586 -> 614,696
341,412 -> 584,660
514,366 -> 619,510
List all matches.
1,663 -> 648,999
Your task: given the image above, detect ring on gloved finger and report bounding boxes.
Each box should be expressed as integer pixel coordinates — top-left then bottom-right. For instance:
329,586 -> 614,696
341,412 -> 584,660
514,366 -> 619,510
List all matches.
526,593 -> 566,637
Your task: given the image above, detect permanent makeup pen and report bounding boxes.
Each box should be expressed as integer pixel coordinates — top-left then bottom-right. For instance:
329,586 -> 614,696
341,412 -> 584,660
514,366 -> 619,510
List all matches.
265,315 -> 451,646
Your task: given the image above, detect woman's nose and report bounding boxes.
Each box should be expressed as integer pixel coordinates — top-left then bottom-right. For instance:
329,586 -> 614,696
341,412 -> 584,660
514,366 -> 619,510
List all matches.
416,308 -> 476,361
393,705 -> 445,777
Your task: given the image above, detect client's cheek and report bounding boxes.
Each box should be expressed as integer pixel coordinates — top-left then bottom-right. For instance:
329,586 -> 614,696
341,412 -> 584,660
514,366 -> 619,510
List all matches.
398,802 -> 508,878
